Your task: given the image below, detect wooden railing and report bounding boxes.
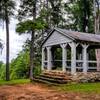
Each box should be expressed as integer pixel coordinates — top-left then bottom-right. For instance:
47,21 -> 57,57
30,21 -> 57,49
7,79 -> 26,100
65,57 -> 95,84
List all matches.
43,60 -> 99,71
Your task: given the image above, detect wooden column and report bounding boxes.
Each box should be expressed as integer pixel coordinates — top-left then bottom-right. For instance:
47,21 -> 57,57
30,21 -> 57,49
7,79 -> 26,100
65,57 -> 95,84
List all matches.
82,44 -> 88,74
60,44 -> 67,72
41,47 -> 45,70
69,42 -> 76,75
47,46 -> 52,71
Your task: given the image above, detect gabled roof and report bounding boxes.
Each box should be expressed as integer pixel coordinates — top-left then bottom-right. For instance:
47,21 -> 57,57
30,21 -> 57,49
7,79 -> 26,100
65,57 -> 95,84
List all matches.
42,28 -> 100,46
57,28 -> 100,42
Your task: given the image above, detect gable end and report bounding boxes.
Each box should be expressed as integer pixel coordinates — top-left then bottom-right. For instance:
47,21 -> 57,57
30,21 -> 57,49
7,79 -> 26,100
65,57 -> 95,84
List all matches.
42,30 -> 74,47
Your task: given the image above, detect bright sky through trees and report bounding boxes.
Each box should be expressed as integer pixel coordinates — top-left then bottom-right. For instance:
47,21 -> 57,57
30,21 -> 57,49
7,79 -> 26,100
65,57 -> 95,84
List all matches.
0,19 -> 30,63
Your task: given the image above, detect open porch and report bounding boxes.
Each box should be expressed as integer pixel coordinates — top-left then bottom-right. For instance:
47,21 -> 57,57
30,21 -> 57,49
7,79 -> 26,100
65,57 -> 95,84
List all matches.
41,28 -> 100,75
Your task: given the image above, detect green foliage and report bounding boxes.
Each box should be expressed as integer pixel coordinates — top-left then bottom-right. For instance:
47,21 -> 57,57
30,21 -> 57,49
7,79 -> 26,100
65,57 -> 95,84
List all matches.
0,0 -> 16,81
65,0 -> 94,32
0,0 -> 16,21
48,0 -> 64,26
33,65 -> 41,76
10,50 -> 30,79
16,11 -> 46,79
10,49 -> 42,79
17,0 -> 36,21
39,0 -> 65,28
0,64 -> 5,80
16,19 -> 47,34
0,47 -> 42,80
0,61 -> 3,68
0,51 -> 30,80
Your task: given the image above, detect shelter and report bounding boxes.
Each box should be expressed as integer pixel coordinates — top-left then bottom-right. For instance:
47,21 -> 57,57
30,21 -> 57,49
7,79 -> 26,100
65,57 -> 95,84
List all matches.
41,28 -> 100,75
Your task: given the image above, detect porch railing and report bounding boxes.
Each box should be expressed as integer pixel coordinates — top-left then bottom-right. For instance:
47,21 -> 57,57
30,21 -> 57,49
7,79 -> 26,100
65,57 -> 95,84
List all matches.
43,60 -> 99,71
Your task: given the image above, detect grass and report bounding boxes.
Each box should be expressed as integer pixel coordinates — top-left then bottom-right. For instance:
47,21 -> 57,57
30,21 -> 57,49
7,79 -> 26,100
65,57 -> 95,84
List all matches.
54,82 -> 100,93
0,79 -> 100,94
0,79 -> 30,86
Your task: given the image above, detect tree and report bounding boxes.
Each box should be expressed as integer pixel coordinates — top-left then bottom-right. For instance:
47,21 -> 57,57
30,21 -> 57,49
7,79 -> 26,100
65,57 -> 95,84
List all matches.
10,39 -> 42,79
0,61 -> 3,68
39,0 -> 65,28
48,0 -> 64,27
17,0 -> 38,80
65,0 -> 94,32
16,19 -> 46,79
0,39 -> 3,54
10,50 -> 30,79
94,0 -> 100,33
0,0 -> 16,81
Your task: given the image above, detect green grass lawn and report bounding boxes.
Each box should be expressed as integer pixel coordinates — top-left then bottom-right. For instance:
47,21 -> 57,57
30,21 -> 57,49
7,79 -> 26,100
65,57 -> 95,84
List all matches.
0,79 -> 100,94
55,82 -> 100,93
0,79 -> 30,85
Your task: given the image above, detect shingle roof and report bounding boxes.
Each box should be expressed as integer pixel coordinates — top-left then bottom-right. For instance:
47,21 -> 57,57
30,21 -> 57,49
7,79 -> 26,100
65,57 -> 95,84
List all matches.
55,28 -> 100,43
42,28 -> 100,46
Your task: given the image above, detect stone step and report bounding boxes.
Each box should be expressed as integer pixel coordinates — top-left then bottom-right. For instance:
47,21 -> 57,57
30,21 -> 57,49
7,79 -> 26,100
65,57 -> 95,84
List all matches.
34,76 -> 68,84
33,72 -> 100,84
42,71 -> 71,77
40,74 -> 71,80
33,71 -> 72,84
33,78 -> 58,85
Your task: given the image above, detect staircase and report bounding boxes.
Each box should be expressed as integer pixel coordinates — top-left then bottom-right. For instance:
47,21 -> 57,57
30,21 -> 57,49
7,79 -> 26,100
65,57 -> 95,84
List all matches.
33,70 -> 72,84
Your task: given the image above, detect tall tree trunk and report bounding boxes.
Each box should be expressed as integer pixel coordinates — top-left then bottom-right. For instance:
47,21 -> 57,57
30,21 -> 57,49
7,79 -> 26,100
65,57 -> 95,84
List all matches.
46,0 -> 49,26
5,3 -> 10,81
83,0 -> 87,32
30,31 -> 35,80
29,0 -> 37,80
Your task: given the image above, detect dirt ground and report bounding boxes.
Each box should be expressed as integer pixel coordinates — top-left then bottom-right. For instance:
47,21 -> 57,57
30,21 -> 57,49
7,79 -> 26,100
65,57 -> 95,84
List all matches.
0,83 -> 100,100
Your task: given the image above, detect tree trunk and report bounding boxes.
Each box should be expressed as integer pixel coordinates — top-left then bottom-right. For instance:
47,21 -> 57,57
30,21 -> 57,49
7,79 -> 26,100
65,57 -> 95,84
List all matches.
29,0 -> 37,80
30,31 -> 35,80
5,3 -> 10,81
83,0 -> 87,32
46,0 -> 49,26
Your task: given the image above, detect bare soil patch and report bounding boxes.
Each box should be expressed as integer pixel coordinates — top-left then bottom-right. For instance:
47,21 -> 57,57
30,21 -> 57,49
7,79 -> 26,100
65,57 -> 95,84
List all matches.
0,83 -> 100,100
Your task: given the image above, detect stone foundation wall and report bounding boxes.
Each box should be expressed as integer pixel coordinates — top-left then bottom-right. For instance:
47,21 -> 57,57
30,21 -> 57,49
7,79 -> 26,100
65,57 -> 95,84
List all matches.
42,70 -> 100,83
72,72 -> 100,83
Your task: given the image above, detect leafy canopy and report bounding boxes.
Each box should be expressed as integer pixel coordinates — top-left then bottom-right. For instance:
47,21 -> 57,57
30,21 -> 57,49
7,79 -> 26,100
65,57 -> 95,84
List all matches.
65,0 -> 94,32
16,19 -> 47,34
0,0 -> 16,21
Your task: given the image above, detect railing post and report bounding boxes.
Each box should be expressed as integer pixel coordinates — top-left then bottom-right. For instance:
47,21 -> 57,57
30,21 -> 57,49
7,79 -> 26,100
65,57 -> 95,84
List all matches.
60,44 -> 67,72
82,44 -> 89,74
47,46 -> 52,71
42,47 -> 45,70
69,42 -> 77,75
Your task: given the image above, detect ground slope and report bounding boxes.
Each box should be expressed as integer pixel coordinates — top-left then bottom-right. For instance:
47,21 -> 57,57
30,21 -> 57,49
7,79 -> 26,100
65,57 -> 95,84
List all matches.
0,83 -> 100,100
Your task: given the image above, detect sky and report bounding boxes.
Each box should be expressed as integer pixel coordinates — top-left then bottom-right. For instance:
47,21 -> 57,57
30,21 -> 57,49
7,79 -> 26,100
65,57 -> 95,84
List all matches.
0,19 -> 30,63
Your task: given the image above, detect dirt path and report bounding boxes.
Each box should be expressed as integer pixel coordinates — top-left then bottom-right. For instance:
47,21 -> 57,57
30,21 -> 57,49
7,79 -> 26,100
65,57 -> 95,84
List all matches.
0,83 -> 100,100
